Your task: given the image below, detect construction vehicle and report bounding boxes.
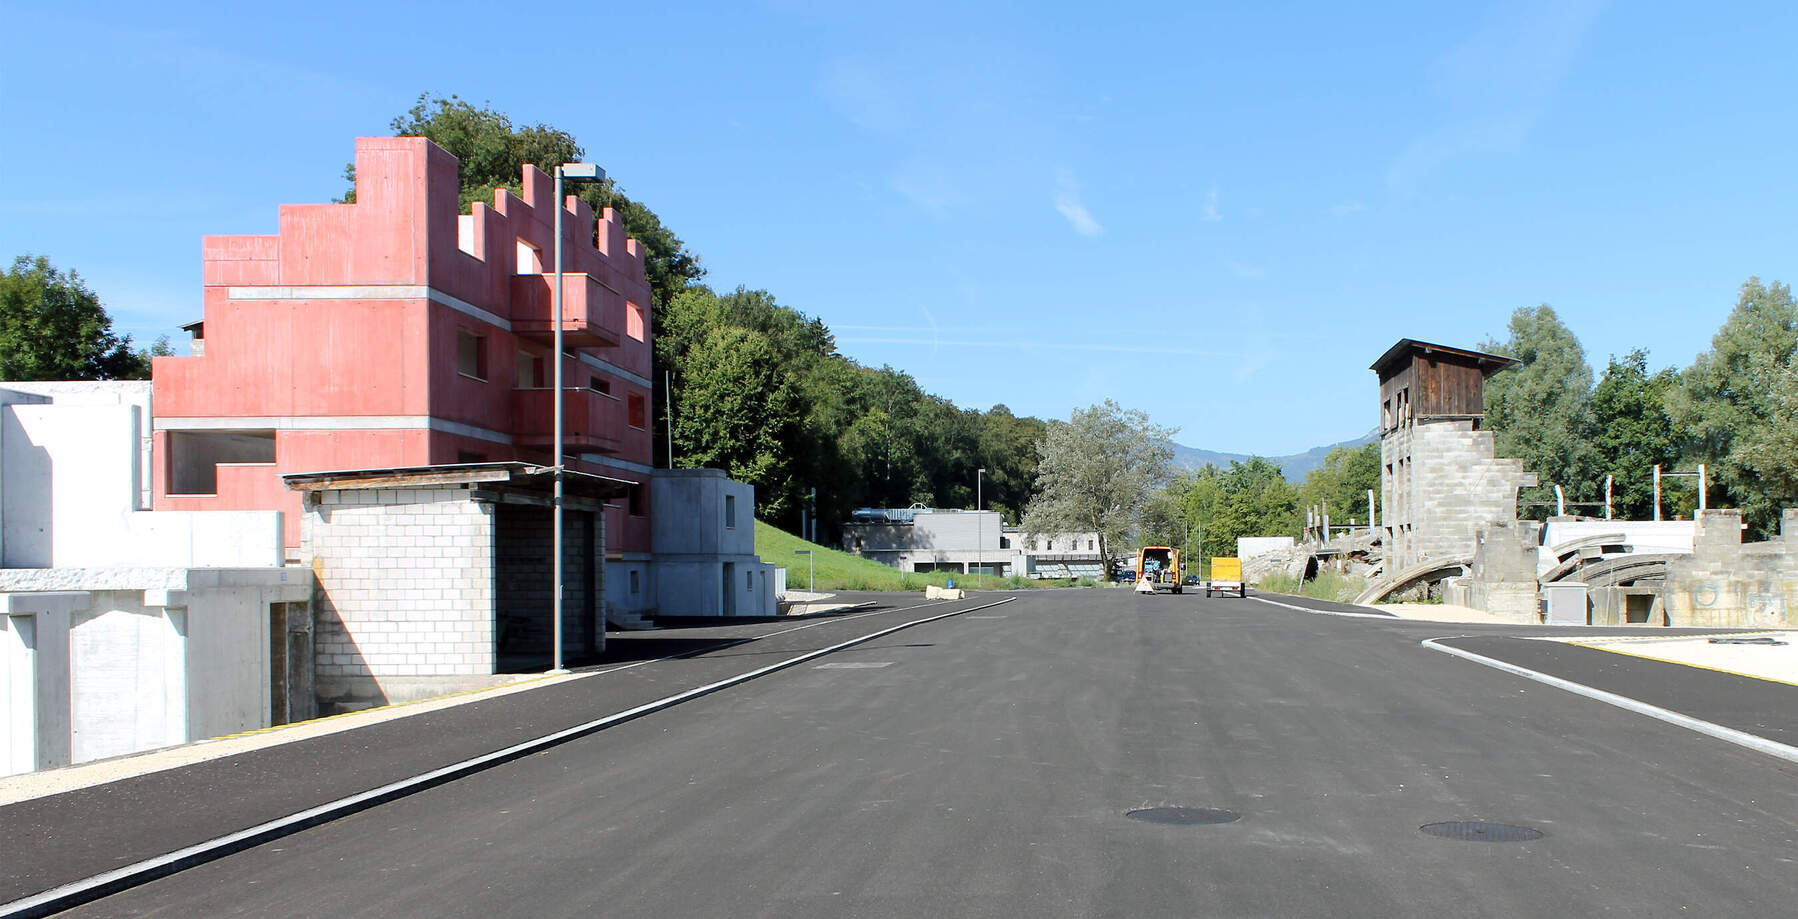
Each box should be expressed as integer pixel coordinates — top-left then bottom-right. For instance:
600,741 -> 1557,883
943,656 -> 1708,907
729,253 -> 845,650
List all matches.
1205,557 -> 1246,598
1134,547 -> 1183,593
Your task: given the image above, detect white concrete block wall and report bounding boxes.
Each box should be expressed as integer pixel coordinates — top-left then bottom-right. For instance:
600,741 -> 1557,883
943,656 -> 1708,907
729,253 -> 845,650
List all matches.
309,490 -> 496,680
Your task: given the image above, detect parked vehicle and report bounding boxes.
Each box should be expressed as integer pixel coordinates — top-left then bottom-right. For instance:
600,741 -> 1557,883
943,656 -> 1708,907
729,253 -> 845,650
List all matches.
1134,547 -> 1183,593
1182,574 -> 1202,587
1205,557 -> 1246,597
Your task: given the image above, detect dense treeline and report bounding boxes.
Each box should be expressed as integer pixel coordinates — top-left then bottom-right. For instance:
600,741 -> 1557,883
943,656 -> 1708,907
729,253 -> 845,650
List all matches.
382,95 -> 1044,537
1483,282 -> 1798,539
657,284 -> 1045,528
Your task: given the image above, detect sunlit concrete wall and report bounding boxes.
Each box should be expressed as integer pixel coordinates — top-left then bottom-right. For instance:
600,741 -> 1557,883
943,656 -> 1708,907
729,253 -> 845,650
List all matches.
1,387 -> 283,569
0,568 -> 313,775
1664,509 -> 1798,628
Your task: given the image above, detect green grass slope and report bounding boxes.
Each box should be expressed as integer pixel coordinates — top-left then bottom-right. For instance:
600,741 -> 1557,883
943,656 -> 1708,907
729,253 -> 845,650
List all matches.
754,521 -> 1089,592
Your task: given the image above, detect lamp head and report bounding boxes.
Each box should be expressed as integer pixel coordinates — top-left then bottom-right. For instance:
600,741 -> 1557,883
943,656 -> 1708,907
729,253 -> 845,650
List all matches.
559,163 -> 606,182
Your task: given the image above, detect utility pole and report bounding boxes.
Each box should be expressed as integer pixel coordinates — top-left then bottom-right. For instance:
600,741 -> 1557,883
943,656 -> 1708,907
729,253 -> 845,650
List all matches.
976,468 -> 986,589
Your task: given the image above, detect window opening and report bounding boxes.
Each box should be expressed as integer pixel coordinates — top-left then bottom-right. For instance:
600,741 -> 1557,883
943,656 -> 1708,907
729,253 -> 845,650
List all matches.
626,302 -> 646,341
516,239 -> 543,274
168,430 -> 276,495
457,329 -> 487,380
517,351 -> 544,389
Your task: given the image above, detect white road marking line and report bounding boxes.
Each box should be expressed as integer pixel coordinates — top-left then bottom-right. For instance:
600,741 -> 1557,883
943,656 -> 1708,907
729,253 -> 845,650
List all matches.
814,662 -> 894,670
1421,637 -> 1798,765
0,596 -> 1014,919
588,600 -> 945,677
1248,595 -> 1396,620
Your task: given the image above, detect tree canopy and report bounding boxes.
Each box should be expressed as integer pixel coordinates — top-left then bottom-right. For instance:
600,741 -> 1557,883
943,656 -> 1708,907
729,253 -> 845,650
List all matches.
1590,349 -> 1683,520
1294,442 -> 1381,526
0,255 -> 161,381
1482,305 -> 1600,516
1022,400 -> 1176,569
1667,277 -> 1798,536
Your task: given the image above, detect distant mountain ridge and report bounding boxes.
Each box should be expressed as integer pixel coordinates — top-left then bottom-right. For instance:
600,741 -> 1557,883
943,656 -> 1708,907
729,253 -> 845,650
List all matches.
1170,430 -> 1379,482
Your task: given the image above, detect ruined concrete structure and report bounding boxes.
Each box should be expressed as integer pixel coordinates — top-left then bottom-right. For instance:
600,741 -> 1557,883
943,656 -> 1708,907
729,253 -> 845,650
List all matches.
1372,340 -> 1536,573
1664,509 -> 1798,628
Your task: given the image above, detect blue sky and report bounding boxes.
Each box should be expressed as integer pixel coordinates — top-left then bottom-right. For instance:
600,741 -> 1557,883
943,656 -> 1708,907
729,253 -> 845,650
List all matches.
4,0 -> 1796,455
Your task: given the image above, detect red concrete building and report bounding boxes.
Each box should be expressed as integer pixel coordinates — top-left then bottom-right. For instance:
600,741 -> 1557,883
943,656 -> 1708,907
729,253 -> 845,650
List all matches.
152,136 -> 657,572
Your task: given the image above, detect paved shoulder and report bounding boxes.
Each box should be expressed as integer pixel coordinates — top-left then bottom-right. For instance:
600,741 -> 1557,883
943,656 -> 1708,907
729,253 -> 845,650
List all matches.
1433,635 -> 1798,747
0,594 -> 990,906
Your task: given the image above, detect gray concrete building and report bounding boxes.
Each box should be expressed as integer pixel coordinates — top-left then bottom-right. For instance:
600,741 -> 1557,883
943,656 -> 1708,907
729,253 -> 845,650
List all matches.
649,469 -> 775,617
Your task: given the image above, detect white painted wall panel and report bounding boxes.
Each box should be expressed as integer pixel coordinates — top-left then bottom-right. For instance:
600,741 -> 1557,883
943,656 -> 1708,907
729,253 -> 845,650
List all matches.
1,615 -> 36,776
70,607 -> 186,764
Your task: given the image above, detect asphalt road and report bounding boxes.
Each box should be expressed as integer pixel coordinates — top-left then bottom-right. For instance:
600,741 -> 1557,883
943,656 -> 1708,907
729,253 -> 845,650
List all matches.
37,589 -> 1798,917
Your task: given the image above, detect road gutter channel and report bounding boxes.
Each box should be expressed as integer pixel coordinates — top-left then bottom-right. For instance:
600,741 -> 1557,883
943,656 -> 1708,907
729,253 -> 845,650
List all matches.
0,596 -> 1018,919
1421,637 -> 1798,766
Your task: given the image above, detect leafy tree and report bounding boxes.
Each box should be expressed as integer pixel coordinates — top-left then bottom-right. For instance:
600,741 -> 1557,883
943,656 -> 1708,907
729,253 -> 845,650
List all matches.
1295,442 -> 1381,527
1481,305 -> 1600,517
1589,349 -> 1683,520
671,325 -> 799,516
1022,400 -> 1175,569
1,255 -> 153,380
973,405 -> 1047,524
1208,458 -> 1303,554
1667,277 -> 1798,537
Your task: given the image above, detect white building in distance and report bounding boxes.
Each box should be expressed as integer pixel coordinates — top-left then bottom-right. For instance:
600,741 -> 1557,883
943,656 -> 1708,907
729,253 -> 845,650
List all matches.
839,507 -> 1104,579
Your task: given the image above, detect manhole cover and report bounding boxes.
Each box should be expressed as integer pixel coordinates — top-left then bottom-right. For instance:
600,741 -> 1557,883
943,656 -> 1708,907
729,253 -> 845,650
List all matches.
1419,821 -> 1544,842
1125,807 -> 1240,826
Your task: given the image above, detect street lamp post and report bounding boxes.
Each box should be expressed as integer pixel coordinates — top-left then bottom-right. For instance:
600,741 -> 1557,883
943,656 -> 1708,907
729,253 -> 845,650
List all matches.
550,162 -> 604,675
794,549 -> 814,591
976,468 -> 986,589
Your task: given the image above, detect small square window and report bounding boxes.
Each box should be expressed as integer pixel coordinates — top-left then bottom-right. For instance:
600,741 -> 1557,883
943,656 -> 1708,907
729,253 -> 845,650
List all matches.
626,302 -> 646,341
457,329 -> 487,380
627,393 -> 647,429
517,351 -> 543,389
589,376 -> 611,395
517,238 -> 543,274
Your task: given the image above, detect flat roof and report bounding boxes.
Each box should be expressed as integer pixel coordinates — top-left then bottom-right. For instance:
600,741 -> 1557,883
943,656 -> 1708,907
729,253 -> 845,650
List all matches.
282,462 -> 634,500
1369,338 -> 1518,376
